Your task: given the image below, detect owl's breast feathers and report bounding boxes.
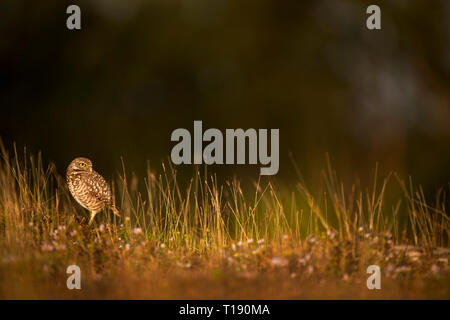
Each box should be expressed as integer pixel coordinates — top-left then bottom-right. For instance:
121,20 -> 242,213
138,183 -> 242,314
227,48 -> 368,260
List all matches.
66,170 -> 113,212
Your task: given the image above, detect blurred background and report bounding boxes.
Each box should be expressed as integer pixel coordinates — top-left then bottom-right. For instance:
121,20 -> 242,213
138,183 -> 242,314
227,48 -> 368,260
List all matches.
0,0 -> 449,193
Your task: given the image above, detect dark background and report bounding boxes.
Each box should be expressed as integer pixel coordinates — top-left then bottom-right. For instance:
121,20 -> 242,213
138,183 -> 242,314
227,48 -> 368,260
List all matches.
1,0 -> 449,192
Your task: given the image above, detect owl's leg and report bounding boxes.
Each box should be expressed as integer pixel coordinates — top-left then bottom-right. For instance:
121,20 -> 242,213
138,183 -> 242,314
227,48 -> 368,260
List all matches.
88,211 -> 99,225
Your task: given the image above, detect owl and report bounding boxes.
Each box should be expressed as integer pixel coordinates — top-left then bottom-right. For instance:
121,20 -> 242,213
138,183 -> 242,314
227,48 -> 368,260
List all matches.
66,157 -> 120,225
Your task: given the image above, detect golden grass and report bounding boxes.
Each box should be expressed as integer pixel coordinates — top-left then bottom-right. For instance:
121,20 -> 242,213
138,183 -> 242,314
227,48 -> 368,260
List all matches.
0,142 -> 449,299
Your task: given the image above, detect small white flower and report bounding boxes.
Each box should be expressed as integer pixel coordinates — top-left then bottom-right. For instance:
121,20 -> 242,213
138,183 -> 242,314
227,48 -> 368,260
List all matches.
160,243 -> 166,248
396,265 -> 411,273
125,243 -> 130,251
247,238 -> 254,244
99,224 -> 105,232
385,264 -> 395,275
41,243 -> 54,252
55,243 -> 67,251
307,236 -> 316,244
431,264 -> 440,275
133,227 -> 142,235
270,257 -> 289,267
257,238 -> 265,244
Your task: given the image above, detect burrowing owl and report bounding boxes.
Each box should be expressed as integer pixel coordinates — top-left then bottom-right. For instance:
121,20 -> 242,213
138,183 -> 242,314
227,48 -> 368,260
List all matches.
66,157 -> 120,225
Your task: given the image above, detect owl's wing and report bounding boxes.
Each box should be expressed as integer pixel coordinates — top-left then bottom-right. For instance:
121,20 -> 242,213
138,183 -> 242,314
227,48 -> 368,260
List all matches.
83,172 -> 112,203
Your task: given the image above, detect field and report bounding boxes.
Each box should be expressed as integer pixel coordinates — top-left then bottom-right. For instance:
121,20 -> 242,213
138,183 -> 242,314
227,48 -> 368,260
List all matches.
0,144 -> 449,299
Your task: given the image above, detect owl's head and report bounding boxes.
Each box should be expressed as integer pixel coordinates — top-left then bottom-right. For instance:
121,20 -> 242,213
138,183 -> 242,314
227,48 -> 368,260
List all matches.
67,157 -> 93,173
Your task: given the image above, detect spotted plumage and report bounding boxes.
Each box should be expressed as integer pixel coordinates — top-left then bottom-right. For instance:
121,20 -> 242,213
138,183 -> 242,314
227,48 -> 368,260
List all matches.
66,157 -> 120,225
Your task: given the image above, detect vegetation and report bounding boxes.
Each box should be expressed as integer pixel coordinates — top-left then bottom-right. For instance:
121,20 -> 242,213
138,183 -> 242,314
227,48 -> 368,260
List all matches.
0,144 -> 449,299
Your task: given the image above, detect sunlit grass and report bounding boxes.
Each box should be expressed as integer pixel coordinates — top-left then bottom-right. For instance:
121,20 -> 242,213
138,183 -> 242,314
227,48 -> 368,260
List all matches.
0,142 -> 449,299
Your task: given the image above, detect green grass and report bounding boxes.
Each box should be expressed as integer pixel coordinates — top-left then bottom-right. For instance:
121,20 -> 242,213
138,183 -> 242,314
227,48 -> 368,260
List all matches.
0,142 -> 449,299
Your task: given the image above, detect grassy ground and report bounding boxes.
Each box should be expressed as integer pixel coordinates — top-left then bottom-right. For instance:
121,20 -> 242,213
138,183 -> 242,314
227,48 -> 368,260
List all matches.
0,144 -> 449,299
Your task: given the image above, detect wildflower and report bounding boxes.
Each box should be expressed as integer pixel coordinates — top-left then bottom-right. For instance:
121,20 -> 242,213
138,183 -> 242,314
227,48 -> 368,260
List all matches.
55,243 -> 67,251
133,227 -> 142,235
247,238 -> 254,244
307,265 -> 314,274
396,266 -> 411,273
385,264 -> 395,276
231,243 -> 236,251
160,243 -> 166,248
438,258 -> 448,264
270,257 -> 289,267
237,241 -> 243,246
125,243 -> 130,251
257,238 -> 265,244
431,264 -> 440,275
307,236 -> 316,244
41,243 -> 54,252
99,224 -> 105,232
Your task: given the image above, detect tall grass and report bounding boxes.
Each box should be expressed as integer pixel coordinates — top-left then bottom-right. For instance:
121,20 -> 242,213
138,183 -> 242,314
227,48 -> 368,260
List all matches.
1,142 -> 449,253
0,142 -> 449,298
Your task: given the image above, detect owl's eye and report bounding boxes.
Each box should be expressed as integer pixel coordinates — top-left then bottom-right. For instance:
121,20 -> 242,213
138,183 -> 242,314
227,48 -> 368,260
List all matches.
79,163 -> 86,168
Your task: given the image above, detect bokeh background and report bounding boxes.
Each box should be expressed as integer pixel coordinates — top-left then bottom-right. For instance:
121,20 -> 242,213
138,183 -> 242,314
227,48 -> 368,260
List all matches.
1,0 -> 449,192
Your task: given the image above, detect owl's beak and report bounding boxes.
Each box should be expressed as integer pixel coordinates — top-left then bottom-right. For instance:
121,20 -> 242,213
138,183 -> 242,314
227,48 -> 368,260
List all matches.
89,168 -> 93,172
